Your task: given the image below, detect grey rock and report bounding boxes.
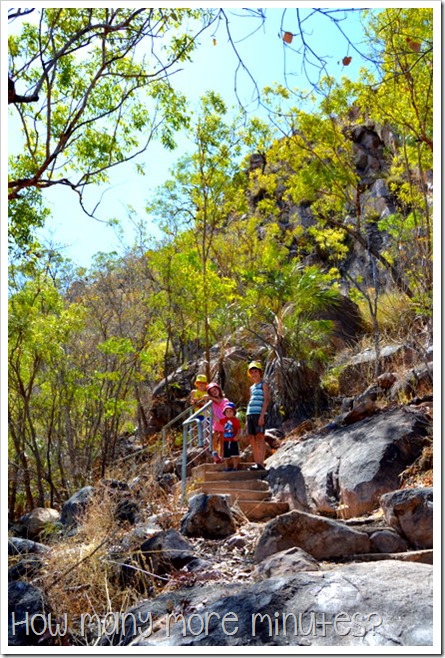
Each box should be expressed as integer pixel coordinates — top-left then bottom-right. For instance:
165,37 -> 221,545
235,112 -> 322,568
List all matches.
102,561 -> 433,647
380,488 -> 433,549
8,537 -> 50,556
8,581 -> 51,646
15,507 -> 60,540
369,529 -> 409,553
338,344 -> 416,394
255,510 -> 371,562
60,486 -> 95,527
139,529 -> 196,576
114,498 -> 141,525
9,556 -> 44,582
266,407 -> 428,518
254,546 -> 319,579
180,494 -> 236,539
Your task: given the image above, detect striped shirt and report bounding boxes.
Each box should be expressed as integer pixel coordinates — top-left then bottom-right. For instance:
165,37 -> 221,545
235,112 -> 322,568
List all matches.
247,381 -> 266,416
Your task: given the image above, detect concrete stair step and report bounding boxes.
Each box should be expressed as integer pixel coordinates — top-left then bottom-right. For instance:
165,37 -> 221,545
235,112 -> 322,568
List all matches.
193,462 -> 257,472
199,485 -> 272,501
202,479 -> 270,491
235,500 -> 290,522
192,464 -> 267,482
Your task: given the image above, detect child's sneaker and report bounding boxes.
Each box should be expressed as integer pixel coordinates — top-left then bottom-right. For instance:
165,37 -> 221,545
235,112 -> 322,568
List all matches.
212,451 -> 222,464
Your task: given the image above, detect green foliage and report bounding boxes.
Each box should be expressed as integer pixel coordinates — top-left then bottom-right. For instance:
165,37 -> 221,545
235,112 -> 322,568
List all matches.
8,8 -> 433,517
8,7 -> 211,250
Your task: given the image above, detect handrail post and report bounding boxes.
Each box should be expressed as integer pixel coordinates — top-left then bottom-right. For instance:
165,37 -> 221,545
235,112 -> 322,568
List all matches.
181,424 -> 188,504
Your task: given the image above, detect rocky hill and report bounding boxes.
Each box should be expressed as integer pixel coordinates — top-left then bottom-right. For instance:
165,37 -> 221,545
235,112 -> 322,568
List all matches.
8,340 -> 433,647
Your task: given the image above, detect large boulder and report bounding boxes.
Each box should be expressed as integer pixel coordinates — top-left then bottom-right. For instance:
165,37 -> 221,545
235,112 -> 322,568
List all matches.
369,529 -> 409,554
100,561 -> 433,647
266,407 -> 429,518
255,510 -> 371,562
380,488 -> 433,549
180,494 -> 237,539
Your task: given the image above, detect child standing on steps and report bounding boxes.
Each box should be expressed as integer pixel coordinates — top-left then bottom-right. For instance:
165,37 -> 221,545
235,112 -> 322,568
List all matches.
246,361 -> 270,471
190,374 -> 209,414
217,402 -> 241,471
206,382 -> 229,462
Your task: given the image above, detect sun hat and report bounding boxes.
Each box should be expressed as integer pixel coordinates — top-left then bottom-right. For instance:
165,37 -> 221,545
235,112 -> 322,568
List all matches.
247,361 -> 263,372
223,402 -> 236,415
207,382 -> 222,395
194,374 -> 208,385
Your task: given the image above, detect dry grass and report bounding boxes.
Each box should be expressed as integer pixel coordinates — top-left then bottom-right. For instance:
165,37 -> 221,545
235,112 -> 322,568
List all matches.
37,492 -> 134,630
33,456 -> 187,643
400,443 -> 433,489
355,291 -> 419,339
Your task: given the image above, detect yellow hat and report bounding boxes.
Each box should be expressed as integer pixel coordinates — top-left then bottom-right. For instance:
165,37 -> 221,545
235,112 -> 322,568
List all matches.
248,361 -> 263,373
194,374 -> 208,384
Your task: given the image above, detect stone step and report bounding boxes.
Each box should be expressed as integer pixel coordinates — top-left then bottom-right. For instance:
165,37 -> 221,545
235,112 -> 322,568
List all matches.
192,462 -> 256,475
199,485 -> 272,501
192,465 -> 268,482
202,478 -> 270,491
235,500 -> 290,522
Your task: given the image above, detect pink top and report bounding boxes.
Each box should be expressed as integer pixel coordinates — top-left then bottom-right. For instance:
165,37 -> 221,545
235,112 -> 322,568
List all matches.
211,398 -> 229,429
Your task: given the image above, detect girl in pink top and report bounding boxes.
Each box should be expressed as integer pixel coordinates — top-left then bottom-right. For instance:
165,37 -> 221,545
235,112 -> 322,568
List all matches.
206,382 -> 229,460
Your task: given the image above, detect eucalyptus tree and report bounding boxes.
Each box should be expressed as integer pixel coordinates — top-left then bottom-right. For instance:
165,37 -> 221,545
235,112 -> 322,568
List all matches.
147,92 -> 247,377
8,257 -> 86,513
8,6 -> 392,254
8,7 -> 216,249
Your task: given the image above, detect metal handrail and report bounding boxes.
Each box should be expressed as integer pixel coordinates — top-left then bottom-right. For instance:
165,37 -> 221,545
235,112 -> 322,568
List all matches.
181,400 -> 213,504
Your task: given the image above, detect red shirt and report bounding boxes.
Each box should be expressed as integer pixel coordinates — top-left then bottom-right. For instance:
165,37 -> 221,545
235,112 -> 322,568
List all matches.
215,417 -> 241,440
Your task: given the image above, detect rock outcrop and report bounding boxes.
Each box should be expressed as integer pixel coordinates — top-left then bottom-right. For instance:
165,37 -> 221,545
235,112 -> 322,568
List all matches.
266,407 -> 429,518
100,561 -> 433,646
255,510 -> 371,562
380,488 -> 433,549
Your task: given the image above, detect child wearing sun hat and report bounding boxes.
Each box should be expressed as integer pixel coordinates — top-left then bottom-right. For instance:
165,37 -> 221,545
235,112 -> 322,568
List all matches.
206,382 -> 229,462
246,361 -> 270,471
190,374 -> 209,413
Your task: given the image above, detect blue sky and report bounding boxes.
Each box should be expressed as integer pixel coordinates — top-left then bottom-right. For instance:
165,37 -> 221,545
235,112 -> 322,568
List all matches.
9,6 -> 373,267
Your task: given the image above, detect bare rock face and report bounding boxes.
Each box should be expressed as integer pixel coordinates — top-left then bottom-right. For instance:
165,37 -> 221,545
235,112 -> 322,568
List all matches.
337,344 -> 417,395
102,561 -> 433,647
380,488 -> 433,549
255,510 -> 371,563
266,407 -> 429,519
180,493 -> 237,539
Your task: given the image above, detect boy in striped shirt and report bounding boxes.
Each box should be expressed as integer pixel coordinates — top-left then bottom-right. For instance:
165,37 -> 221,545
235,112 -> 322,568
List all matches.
246,361 -> 270,471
